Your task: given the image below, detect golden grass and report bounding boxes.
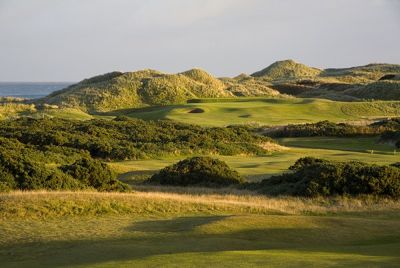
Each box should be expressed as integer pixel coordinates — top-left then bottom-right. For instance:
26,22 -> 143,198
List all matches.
0,103 -> 36,119
1,190 -> 399,219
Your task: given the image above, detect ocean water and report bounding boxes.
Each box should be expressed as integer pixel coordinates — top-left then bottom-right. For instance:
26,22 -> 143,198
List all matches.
0,82 -> 72,99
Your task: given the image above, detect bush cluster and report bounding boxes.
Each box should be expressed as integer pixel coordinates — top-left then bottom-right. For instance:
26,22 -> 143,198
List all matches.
266,119 -> 400,138
0,117 -> 272,161
149,157 -> 245,187
0,137 -> 129,192
257,157 -> 400,197
380,130 -> 400,148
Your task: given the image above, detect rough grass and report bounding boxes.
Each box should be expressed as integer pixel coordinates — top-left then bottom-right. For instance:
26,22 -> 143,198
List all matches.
3,190 -> 400,218
1,191 -> 400,267
251,59 -> 322,80
0,103 -> 36,120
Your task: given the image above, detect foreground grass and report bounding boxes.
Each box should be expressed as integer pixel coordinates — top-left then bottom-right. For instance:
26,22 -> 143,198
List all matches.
1,191 -> 400,267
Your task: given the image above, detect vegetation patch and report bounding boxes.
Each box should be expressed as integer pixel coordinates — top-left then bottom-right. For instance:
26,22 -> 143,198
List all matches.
148,157 -> 245,187
265,119 -> 400,138
0,117 -> 273,161
256,157 -> 400,197
0,138 -> 129,192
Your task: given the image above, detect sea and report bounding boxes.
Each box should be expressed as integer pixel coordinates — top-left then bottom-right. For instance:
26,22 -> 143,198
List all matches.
0,82 -> 73,99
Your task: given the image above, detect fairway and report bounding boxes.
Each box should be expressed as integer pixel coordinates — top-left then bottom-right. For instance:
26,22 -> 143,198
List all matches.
1,192 -> 400,267
116,98 -> 400,126
110,136 -> 399,182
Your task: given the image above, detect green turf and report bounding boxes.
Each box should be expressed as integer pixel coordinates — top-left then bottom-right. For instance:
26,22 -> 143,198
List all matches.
116,98 -> 400,126
1,213 -> 399,267
110,136 -> 399,182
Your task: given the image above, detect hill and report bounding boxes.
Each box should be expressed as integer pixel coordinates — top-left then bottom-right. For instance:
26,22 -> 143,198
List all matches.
251,59 -> 322,80
39,69 -> 280,112
248,61 -> 400,100
27,60 -> 400,114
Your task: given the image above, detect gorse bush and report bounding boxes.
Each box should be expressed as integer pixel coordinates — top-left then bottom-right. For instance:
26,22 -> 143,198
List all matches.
61,158 -> 129,192
149,157 -> 245,187
257,157 -> 400,197
0,137 -> 129,192
0,117 -> 271,160
380,130 -> 400,148
266,119 -> 400,138
0,117 -> 271,191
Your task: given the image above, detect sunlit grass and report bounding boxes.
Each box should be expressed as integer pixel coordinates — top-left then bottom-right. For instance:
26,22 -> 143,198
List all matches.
120,98 -> 400,127
1,190 -> 400,267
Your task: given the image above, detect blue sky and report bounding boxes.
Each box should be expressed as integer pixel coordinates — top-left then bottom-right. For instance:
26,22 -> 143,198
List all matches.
0,0 -> 399,81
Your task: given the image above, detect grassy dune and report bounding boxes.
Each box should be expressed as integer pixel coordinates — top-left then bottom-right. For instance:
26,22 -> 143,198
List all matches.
119,98 -> 400,126
1,191 -> 400,267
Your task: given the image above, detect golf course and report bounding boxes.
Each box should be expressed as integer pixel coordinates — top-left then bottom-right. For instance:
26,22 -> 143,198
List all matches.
1,16 -> 400,266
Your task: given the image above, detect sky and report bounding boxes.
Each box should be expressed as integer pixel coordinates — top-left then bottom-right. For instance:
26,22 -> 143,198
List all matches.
0,0 -> 399,81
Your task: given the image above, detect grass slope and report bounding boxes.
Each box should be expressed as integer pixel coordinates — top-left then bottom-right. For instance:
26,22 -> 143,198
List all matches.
251,59 -> 322,80
27,60 -> 400,114
117,98 -> 400,127
39,69 -> 280,112
1,191 -> 399,267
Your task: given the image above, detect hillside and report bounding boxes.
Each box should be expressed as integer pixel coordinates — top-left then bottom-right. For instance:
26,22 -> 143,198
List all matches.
39,69 -> 280,112
29,60 -> 400,114
249,61 -> 400,100
251,59 -> 322,80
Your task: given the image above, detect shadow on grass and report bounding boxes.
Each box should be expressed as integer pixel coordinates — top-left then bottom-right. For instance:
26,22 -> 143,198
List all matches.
129,216 -> 230,233
1,216 -> 400,267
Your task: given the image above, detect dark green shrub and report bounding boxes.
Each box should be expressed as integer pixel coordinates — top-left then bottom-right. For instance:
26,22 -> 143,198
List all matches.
149,156 -> 245,187
258,157 -> 400,197
61,158 -> 130,192
267,119 -> 400,138
391,163 -> 400,168
0,117 -> 273,161
0,167 -> 16,192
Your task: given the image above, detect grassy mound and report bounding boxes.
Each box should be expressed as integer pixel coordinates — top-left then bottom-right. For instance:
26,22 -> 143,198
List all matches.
344,80 -> 400,100
251,60 -> 322,80
31,61 -> 400,113
149,157 -> 245,187
322,63 -> 400,82
39,69 -> 283,112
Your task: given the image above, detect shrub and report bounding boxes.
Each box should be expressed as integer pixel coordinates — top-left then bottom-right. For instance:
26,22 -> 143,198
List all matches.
267,119 -> 400,138
61,158 -> 130,192
257,157 -> 400,197
149,157 -> 245,187
0,137 -> 129,192
0,117 -> 273,161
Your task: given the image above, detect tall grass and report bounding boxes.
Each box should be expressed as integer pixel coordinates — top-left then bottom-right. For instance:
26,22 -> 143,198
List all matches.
1,190 -> 399,219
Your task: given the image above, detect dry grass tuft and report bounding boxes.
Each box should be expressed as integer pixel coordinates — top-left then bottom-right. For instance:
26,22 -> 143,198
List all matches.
1,190 -> 399,219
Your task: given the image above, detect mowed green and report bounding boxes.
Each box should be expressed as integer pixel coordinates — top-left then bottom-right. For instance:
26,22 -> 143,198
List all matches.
118,98 -> 400,126
1,191 -> 400,267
